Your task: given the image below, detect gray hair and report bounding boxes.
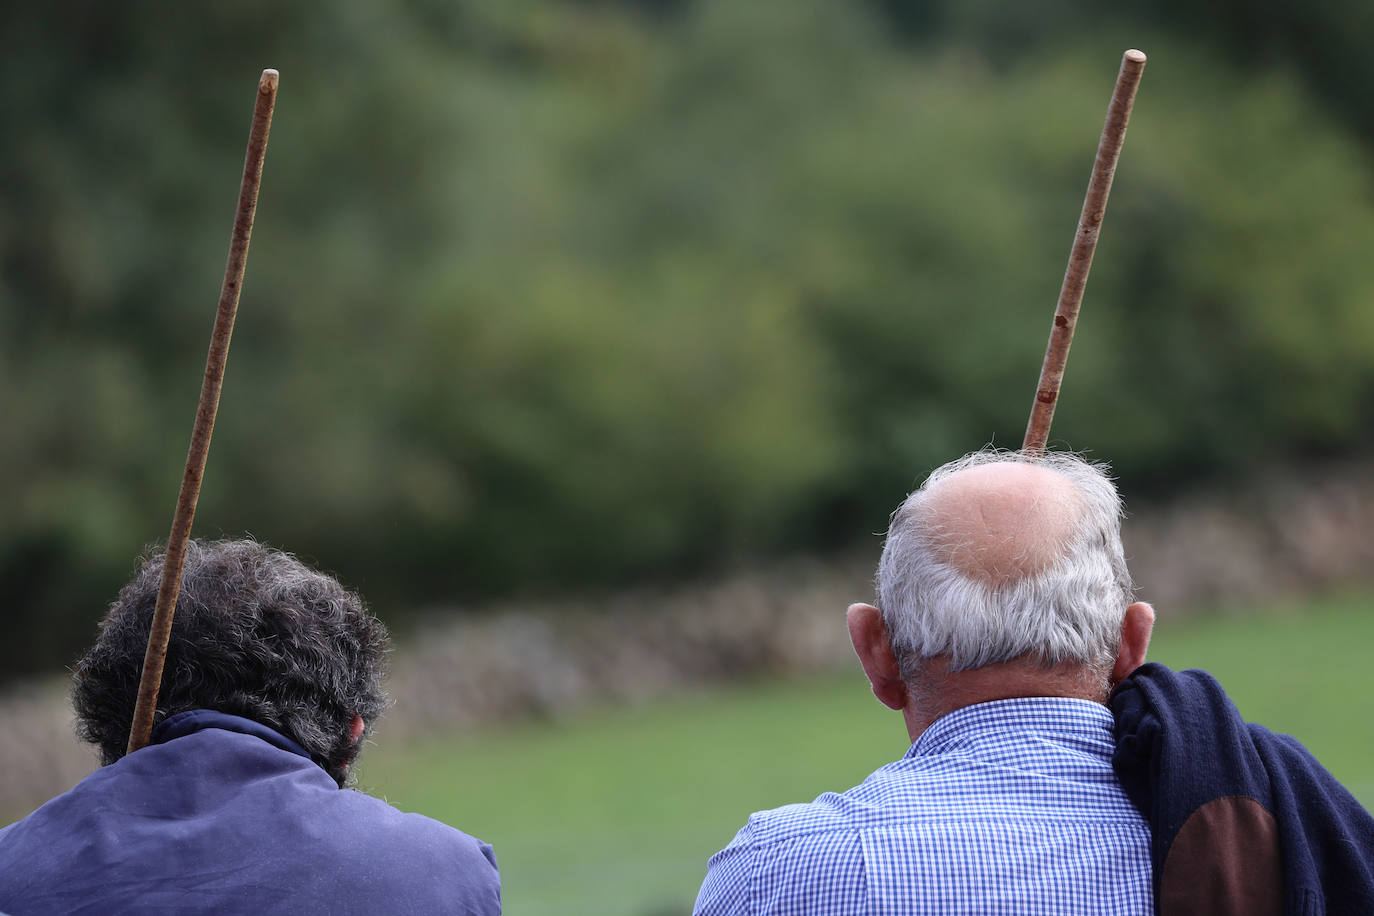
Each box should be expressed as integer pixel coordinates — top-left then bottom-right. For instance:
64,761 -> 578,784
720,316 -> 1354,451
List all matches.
877,449 -> 1134,679
72,539 -> 390,787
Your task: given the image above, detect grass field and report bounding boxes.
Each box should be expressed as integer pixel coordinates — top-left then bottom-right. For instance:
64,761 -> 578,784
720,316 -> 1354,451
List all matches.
357,592 -> 1374,916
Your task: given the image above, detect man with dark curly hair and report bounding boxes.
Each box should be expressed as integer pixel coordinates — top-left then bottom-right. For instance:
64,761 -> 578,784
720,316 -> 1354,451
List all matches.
0,539 -> 500,915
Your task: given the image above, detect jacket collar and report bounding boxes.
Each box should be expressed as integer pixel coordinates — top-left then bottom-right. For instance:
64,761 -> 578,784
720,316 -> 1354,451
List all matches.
151,708 -> 313,761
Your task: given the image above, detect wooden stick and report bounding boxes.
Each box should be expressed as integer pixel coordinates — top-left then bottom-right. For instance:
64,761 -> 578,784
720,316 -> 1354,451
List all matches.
1023,50 -> 1145,455
126,69 -> 279,755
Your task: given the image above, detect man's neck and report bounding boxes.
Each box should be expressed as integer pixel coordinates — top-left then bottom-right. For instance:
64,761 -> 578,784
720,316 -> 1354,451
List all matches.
901,655 -> 1110,743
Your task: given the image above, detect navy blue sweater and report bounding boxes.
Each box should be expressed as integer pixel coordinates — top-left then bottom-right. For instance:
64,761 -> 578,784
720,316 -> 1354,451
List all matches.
1111,663 -> 1374,916
0,710 -> 500,915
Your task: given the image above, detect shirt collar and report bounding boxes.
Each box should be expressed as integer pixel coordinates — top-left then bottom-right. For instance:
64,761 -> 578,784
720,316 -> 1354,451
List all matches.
151,708 -> 313,761
906,696 -> 1116,760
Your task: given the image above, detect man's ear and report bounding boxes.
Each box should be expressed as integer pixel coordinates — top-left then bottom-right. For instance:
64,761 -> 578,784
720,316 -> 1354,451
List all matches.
348,715 -> 365,746
1111,601 -> 1155,685
847,603 -> 908,711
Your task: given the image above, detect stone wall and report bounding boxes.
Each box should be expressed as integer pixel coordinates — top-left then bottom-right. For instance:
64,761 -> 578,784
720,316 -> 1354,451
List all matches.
4,460 -> 1371,819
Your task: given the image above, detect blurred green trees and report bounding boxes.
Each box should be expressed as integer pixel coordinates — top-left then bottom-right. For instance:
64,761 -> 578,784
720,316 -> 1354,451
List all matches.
2,0 -> 1373,678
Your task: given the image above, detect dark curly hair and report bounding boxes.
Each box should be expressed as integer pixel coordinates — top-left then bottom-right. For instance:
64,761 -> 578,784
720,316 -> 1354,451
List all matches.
72,539 -> 390,787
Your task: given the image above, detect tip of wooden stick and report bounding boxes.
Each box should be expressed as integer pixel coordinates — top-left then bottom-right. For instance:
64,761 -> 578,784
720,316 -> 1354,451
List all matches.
1124,49 -> 1146,64
259,69 -> 279,92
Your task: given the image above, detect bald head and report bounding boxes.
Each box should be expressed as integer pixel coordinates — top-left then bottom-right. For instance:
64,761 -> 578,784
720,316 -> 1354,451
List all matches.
917,462 -> 1085,584
876,450 -> 1133,675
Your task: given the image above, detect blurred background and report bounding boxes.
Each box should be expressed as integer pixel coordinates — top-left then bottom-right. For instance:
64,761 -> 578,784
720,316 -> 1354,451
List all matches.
3,1 -> 1373,913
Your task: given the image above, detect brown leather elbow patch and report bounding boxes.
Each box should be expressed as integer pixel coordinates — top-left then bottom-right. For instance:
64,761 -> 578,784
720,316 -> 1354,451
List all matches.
1159,795 -> 1283,916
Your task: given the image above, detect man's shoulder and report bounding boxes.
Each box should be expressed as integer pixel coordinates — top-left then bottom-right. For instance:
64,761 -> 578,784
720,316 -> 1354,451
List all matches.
735,794 -> 859,848
318,791 -> 501,910
0,730 -> 501,916
331,783 -> 496,861
732,761 -> 908,844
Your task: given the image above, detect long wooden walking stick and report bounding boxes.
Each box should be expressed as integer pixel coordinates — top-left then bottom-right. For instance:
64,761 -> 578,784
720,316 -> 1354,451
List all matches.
126,69 -> 279,755
1023,50 -> 1146,455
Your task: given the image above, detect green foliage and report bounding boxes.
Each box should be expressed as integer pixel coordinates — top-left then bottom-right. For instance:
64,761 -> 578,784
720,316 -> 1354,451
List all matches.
3,1 -> 1374,674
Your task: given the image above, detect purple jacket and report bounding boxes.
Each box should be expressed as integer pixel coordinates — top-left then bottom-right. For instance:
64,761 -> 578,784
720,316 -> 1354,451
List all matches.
0,710 -> 500,915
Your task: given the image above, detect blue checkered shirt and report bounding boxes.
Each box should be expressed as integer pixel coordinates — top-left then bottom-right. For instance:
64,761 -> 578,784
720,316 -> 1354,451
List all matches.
694,697 -> 1153,915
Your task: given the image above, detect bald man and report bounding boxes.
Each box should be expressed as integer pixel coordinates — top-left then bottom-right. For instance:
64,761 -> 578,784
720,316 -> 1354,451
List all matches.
695,450 -> 1156,915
